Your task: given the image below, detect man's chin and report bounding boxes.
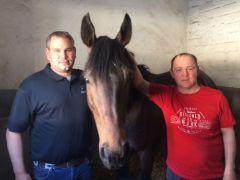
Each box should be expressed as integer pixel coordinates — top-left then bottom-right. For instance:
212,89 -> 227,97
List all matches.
62,66 -> 72,72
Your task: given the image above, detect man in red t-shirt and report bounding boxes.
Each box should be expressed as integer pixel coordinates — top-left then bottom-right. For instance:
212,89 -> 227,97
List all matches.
134,52 -> 236,180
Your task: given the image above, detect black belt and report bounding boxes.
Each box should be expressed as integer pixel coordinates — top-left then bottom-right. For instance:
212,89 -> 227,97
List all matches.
33,158 -> 85,169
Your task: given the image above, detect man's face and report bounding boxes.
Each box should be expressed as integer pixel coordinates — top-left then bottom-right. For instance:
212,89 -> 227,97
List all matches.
171,55 -> 198,91
45,36 -> 76,77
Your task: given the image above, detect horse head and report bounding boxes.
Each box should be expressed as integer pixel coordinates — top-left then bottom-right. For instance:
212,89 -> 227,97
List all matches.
81,13 -> 134,169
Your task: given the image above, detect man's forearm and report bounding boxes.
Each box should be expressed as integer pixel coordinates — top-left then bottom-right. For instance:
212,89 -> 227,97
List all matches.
6,129 -> 27,175
133,64 -> 150,96
221,127 -> 236,178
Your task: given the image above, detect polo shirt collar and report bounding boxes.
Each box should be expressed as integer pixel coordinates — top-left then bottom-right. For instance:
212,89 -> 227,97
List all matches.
71,70 -> 80,81
44,64 -> 80,81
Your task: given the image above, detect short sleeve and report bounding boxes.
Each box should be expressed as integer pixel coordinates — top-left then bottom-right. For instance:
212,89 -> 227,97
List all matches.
7,88 -> 32,132
219,92 -> 236,128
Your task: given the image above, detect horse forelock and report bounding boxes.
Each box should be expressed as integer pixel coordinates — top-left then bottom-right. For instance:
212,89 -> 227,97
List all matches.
84,36 -> 135,85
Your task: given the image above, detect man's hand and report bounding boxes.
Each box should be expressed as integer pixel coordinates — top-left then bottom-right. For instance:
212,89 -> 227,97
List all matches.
223,169 -> 236,180
15,172 -> 32,180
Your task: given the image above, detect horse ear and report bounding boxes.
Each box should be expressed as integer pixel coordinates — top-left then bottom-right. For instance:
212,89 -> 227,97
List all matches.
116,13 -> 132,46
81,13 -> 96,47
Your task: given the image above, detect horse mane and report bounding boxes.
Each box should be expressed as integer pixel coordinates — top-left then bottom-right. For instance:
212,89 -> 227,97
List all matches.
85,36 -> 135,84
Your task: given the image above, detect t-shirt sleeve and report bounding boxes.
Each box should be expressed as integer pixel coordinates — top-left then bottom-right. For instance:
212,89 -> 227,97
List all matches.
149,83 -> 170,108
219,92 -> 236,128
7,88 -> 32,132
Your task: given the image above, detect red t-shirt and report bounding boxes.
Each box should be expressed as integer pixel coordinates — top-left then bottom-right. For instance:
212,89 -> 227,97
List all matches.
149,84 -> 236,179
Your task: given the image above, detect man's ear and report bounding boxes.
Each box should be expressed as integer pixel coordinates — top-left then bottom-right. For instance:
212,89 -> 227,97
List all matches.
72,46 -> 77,59
45,48 -> 50,61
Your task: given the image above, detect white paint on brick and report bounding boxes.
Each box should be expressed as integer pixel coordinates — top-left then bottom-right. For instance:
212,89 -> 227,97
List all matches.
188,0 -> 240,87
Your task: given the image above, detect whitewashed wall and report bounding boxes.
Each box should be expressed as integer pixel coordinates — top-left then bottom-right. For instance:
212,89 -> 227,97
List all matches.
188,0 -> 240,87
0,0 -> 188,89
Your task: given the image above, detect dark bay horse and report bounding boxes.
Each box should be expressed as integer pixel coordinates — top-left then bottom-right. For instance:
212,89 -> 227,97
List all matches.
81,13 -> 166,179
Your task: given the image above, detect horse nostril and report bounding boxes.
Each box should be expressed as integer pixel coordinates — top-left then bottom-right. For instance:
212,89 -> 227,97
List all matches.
99,142 -> 129,169
100,145 -> 106,159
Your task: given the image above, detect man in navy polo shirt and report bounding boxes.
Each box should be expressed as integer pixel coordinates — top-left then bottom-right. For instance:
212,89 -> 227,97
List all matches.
6,31 -> 93,180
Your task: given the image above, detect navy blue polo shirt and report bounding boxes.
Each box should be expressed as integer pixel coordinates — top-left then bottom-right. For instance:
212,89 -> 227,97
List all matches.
7,64 -> 92,164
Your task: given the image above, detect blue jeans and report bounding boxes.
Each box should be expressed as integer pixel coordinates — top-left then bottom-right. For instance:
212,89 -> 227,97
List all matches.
33,159 -> 91,180
166,167 -> 223,180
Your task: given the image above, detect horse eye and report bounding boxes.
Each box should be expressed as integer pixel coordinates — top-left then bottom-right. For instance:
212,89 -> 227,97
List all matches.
128,75 -> 133,81
125,74 -> 133,85
129,72 -> 134,80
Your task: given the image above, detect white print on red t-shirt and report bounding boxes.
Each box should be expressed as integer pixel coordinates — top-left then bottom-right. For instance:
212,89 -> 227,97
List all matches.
170,107 -> 211,134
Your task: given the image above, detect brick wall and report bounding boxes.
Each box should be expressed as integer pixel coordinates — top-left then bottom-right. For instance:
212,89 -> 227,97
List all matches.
188,0 -> 240,87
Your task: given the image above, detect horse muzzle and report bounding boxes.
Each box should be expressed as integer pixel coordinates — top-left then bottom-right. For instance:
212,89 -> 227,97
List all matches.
99,141 -> 130,169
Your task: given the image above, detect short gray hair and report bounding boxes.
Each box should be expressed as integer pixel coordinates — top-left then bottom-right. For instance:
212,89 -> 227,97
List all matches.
46,31 -> 75,48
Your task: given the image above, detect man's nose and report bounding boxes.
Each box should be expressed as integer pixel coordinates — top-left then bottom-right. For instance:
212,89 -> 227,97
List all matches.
59,51 -> 67,58
182,69 -> 189,76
